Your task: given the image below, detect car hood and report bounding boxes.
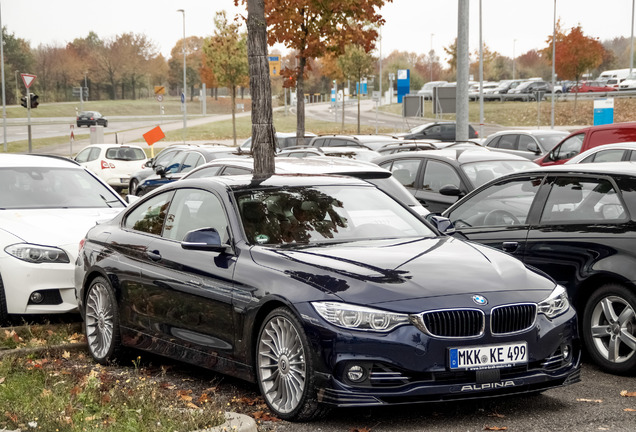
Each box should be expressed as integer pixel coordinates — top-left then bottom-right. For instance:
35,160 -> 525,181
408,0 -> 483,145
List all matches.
250,236 -> 554,310
0,208 -> 122,247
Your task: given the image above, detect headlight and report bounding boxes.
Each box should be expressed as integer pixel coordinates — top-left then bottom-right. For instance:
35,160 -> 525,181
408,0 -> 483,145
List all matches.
4,243 -> 70,264
537,285 -> 570,319
311,301 -> 409,332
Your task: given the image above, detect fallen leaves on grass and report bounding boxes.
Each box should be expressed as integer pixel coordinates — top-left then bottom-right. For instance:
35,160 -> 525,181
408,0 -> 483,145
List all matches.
620,390 -> 636,397
576,398 -> 603,403
252,410 -> 280,422
484,426 -> 507,431
624,408 -> 636,412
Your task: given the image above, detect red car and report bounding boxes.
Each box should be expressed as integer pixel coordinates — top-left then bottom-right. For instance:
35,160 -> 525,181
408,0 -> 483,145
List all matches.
570,80 -> 616,93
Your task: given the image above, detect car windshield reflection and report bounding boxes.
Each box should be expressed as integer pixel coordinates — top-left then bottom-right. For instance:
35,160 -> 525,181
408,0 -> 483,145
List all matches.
236,185 -> 434,245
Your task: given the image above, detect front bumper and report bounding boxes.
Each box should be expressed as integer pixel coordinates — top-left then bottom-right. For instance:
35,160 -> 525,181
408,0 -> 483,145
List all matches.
298,304 -> 580,407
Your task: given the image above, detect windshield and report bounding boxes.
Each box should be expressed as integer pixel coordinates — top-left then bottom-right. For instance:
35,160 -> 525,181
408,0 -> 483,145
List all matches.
461,160 -> 538,187
408,123 -> 435,134
0,167 -> 124,209
236,184 -> 434,245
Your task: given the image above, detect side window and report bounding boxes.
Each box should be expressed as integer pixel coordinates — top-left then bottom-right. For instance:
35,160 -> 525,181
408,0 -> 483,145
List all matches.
447,176 -> 543,228
591,149 -> 626,163
630,151 -> 636,162
497,135 -> 517,150
381,159 -> 420,188
518,135 -> 535,151
486,136 -> 501,148
221,166 -> 252,175
311,138 -> 326,147
425,125 -> 441,136
552,134 -> 584,160
184,166 -> 222,179
155,149 -> 181,168
124,192 -> 173,235
86,148 -> 100,162
422,160 -> 460,192
164,153 -> 186,174
75,148 -> 92,163
540,177 -> 627,223
181,153 -> 204,173
164,189 -> 229,242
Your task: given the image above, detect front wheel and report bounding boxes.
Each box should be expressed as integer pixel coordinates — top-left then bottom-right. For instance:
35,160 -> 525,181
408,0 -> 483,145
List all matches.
129,178 -> 139,195
256,307 -> 327,421
84,277 -> 122,364
583,283 -> 636,374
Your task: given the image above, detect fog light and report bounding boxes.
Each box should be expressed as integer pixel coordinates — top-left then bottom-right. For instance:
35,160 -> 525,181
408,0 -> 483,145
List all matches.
30,292 -> 44,304
346,365 -> 366,383
562,344 -> 571,361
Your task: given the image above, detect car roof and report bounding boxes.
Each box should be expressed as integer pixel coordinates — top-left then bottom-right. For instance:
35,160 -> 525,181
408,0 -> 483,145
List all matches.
0,153 -> 82,168
566,142 -> 636,163
312,134 -> 401,143
184,156 -> 392,178
487,129 -> 569,137
79,144 -> 146,150
180,173 -> 371,191
374,149 -> 529,165
569,121 -> 636,134
508,161 -> 636,177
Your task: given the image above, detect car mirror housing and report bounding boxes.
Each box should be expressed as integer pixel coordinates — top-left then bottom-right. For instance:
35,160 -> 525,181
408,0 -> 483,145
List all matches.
439,184 -> 462,196
426,215 -> 454,233
526,142 -> 540,154
155,165 -> 166,177
182,228 -> 227,252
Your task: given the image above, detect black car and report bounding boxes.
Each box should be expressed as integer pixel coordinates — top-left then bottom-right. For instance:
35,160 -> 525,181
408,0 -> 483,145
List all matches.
440,162 -> 636,374
75,174 -> 580,421
483,130 -> 570,160
373,149 -> 537,212
506,81 -> 557,101
400,122 -> 478,141
134,145 -> 242,196
76,111 -> 108,127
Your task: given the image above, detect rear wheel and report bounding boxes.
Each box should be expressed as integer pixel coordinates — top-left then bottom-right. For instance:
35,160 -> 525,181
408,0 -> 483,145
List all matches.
583,283 -> 636,374
0,274 -> 8,324
129,179 -> 139,195
84,277 -> 122,364
256,307 -> 328,421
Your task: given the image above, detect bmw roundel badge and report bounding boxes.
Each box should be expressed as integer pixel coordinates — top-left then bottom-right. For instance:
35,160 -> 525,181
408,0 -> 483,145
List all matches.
472,295 -> 488,305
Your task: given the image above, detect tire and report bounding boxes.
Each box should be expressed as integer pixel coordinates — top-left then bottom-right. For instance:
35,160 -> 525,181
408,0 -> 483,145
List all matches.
129,178 -> 139,195
0,274 -> 9,324
103,120 -> 108,127
84,276 -> 123,364
583,283 -> 636,375
256,307 -> 328,421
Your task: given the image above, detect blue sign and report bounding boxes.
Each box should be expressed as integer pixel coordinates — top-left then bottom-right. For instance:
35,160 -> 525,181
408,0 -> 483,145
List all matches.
593,98 -> 614,126
397,69 -> 410,103
181,92 -> 185,104
331,88 -> 336,102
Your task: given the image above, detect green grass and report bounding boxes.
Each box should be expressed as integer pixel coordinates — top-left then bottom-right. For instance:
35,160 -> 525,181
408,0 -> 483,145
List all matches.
0,324 -> 225,432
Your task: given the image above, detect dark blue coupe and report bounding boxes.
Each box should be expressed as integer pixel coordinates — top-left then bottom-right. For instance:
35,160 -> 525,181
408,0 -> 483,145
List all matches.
75,174 -> 580,421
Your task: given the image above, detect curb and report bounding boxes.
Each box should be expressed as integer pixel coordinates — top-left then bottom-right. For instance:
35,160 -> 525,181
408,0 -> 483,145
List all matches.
197,412 -> 257,432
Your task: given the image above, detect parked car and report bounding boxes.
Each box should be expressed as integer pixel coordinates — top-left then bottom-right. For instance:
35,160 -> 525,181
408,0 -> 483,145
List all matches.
400,122 -> 478,141
565,142 -> 636,164
483,79 -> 525,100
76,111 -> 108,127
468,82 -> 498,100
598,68 -> 631,89
308,134 -> 402,151
482,130 -> 570,160
618,72 -> 636,91
278,146 -> 381,162
134,145 -> 242,196
570,80 -> 616,93
239,132 -> 317,152
507,81 -> 557,101
440,162 -> 636,374
74,144 -> 148,192
535,122 -> 636,166
75,173 -> 580,421
181,156 -> 429,217
373,149 -> 537,212
416,80 -> 448,99
0,154 -> 126,323
128,144 -> 195,195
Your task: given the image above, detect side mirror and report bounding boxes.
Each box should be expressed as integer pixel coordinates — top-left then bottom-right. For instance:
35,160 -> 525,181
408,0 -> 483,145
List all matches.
155,165 -> 166,177
439,184 -> 462,197
145,158 -> 154,168
182,228 -> 227,252
125,195 -> 140,205
526,142 -> 540,154
426,215 -> 454,233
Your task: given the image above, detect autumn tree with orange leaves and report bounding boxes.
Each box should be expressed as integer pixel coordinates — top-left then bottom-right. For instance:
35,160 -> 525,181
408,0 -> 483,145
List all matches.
237,0 -> 391,146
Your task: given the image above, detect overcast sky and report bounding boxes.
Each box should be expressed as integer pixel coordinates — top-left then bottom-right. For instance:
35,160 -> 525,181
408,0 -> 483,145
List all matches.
3,0 -> 635,67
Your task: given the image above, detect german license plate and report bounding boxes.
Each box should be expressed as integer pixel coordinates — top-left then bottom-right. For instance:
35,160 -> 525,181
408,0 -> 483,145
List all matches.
449,342 -> 527,370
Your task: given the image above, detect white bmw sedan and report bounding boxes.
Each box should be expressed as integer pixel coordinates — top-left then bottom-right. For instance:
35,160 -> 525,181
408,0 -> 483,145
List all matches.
0,154 -> 126,322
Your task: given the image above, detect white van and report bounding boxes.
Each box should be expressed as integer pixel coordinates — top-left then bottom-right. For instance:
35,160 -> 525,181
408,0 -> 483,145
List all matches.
598,68 -> 631,88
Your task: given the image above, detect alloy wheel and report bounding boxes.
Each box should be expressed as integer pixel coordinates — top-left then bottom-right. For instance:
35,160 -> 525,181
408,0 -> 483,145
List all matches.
85,282 -> 115,360
589,295 -> 636,364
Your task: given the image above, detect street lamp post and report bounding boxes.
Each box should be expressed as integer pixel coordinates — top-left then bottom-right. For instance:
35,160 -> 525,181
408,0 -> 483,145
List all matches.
630,0 -> 635,75
512,39 -> 516,80
84,72 -> 88,102
177,9 -> 187,143
14,70 -> 19,105
551,0 -> 556,129
430,33 -> 434,82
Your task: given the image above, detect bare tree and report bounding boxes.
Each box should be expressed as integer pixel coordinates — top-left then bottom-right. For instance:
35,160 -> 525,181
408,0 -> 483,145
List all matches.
246,0 -> 276,176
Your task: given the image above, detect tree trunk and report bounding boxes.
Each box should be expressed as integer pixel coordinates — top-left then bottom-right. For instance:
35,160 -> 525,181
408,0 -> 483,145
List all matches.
296,56 -> 306,146
247,0 -> 276,177
231,85 -> 237,147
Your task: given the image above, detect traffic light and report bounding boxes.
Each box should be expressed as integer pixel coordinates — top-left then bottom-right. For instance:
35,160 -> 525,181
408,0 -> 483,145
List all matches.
20,95 -> 27,108
30,94 -> 39,108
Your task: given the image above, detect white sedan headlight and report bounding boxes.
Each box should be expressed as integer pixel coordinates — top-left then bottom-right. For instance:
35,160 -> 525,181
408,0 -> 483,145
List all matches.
5,243 -> 70,264
312,301 -> 409,332
537,285 -> 570,319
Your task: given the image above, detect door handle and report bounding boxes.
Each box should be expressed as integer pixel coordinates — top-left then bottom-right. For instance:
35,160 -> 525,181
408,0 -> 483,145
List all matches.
502,242 -> 519,253
146,250 -> 162,261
